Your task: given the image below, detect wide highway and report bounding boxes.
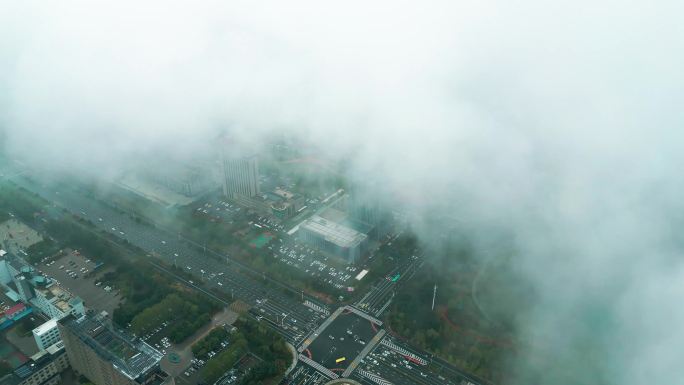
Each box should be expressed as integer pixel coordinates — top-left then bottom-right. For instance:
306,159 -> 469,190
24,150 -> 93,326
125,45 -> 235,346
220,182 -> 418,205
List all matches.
11,174 -> 326,344
7,169 -> 489,385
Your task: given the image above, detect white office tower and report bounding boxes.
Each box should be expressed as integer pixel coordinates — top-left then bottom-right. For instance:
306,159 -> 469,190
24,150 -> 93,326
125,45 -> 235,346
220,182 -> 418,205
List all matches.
33,319 -> 62,351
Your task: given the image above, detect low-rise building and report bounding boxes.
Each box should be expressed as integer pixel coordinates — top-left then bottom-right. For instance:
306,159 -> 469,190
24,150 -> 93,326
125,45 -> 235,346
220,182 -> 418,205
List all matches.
0,303 -> 33,331
298,215 -> 368,264
0,342 -> 69,385
270,188 -> 305,219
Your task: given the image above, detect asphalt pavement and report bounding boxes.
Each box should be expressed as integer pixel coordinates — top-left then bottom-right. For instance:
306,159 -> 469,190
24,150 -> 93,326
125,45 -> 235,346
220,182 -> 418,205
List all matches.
8,171 -> 487,385
11,175 -> 322,344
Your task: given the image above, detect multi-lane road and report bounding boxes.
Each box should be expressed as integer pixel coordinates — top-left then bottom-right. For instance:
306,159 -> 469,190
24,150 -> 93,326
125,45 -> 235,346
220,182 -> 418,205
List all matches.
6,169 -> 487,385
351,337 -> 481,385
355,254 -> 423,317
10,174 -> 325,343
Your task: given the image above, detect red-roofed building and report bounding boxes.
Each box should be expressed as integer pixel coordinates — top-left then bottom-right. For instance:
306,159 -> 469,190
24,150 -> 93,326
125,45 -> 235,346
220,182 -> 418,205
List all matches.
5,303 -> 26,317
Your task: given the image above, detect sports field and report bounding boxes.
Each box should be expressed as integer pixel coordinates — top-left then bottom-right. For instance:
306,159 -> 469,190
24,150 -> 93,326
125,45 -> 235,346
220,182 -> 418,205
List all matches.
249,232 -> 274,249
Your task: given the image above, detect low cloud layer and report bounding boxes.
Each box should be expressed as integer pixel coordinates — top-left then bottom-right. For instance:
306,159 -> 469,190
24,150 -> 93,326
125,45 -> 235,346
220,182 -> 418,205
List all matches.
2,1 -> 684,384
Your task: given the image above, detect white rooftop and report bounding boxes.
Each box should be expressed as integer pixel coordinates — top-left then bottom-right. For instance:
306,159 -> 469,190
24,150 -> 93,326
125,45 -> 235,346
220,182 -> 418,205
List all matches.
33,319 -> 58,335
301,215 -> 367,248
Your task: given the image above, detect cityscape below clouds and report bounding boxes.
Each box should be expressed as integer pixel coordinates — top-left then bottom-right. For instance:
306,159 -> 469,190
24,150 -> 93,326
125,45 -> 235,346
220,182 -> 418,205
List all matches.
2,1 -> 684,385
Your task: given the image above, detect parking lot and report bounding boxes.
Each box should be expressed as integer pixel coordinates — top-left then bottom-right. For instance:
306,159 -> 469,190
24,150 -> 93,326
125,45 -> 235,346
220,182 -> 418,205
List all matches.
269,241 -> 358,291
189,198 -> 257,233
37,250 -> 122,315
192,197 -> 358,294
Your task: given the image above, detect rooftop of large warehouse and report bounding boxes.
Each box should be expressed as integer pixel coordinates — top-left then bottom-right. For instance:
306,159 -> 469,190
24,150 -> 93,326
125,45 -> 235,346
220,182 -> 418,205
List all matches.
301,215 -> 367,248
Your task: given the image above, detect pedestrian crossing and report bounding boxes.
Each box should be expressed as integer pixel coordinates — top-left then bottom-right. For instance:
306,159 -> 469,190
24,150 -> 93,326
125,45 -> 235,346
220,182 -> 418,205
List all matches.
357,369 -> 393,385
380,339 -> 428,365
304,300 -> 330,315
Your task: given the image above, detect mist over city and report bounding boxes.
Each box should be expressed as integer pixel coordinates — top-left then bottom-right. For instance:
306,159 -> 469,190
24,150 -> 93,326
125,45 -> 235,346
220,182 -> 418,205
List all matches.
1,2 -> 683,385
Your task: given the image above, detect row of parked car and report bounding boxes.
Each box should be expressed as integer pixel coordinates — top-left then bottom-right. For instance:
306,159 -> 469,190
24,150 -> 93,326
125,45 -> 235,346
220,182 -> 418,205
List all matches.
184,357 -> 206,377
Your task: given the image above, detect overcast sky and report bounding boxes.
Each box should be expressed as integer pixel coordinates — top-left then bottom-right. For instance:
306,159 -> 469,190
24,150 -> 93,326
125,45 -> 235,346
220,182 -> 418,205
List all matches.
2,1 -> 684,384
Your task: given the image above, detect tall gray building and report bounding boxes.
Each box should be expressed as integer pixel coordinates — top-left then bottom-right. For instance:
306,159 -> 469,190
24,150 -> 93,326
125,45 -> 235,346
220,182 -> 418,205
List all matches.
58,313 -> 166,385
221,153 -> 260,198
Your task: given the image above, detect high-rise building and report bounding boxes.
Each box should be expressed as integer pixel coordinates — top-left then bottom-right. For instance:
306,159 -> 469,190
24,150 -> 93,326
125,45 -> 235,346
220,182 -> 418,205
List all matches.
346,183 -> 391,241
58,313 -> 166,385
221,153 -> 260,198
32,319 -> 61,351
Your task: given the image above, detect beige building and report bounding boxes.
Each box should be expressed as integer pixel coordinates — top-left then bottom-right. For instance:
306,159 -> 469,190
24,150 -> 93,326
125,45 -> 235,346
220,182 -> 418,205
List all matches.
32,284 -> 85,320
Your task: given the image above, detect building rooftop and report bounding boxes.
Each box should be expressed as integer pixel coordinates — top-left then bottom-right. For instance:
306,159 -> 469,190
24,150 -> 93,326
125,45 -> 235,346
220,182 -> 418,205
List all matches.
2,251 -> 82,316
62,314 -> 162,380
26,341 -> 65,371
301,216 -> 367,248
33,318 -> 58,335
318,207 -> 348,223
273,187 -> 297,200
3,303 -> 26,318
10,342 -> 65,383
36,284 -> 81,313
341,218 -> 374,235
